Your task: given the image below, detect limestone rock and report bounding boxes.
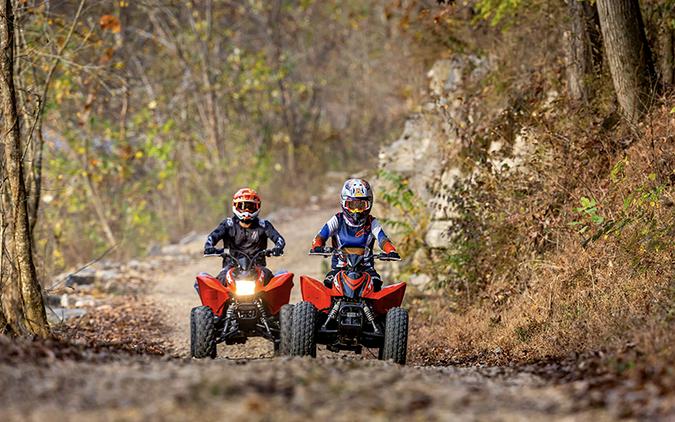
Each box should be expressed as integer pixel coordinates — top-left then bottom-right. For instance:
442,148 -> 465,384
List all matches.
95,269 -> 119,283
427,55 -> 491,98
409,273 -> 432,290
425,220 -> 453,248
74,296 -> 96,308
427,58 -> 465,96
488,127 -> 537,174
379,113 -> 444,201
428,167 -> 463,220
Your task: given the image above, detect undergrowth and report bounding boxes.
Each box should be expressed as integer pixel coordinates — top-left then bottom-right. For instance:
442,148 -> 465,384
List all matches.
409,98 -> 674,369
393,1 -> 675,372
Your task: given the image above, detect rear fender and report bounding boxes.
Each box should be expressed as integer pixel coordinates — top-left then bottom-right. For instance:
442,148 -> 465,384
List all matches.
261,272 -> 294,315
300,275 -> 333,312
196,273 -> 232,317
363,282 -> 407,315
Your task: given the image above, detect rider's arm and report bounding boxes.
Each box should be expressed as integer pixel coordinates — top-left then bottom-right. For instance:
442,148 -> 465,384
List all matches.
371,218 -> 397,253
204,218 -> 233,250
312,214 -> 339,248
262,220 -> 286,251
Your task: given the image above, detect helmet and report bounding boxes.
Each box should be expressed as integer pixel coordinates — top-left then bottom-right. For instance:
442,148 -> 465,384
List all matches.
232,187 -> 261,222
340,178 -> 373,226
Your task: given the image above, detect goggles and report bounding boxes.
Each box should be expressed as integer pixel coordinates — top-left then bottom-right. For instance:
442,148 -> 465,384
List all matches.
345,199 -> 370,213
235,201 -> 259,213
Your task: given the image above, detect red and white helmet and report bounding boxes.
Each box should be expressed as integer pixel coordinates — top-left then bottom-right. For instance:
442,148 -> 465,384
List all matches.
340,178 -> 373,226
232,187 -> 261,222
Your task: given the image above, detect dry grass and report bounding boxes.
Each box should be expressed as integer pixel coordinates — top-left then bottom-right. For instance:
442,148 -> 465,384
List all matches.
409,98 -> 675,370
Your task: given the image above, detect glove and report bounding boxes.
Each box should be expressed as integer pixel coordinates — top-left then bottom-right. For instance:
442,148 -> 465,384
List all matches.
271,247 -> 284,257
384,251 -> 400,260
204,247 -> 218,255
310,246 -> 324,254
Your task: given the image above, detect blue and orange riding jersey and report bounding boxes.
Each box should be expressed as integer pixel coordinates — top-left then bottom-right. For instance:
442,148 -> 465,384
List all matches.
312,213 -> 396,269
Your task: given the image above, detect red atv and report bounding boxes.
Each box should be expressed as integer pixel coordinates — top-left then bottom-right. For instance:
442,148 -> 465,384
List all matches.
191,249 -> 294,359
289,247 -> 408,364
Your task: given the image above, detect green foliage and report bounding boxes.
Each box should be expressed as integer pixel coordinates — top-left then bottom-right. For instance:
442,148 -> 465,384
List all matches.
435,178 -> 494,294
660,0 -> 675,30
18,0 -> 421,271
569,159 -> 669,251
377,169 -> 427,255
378,170 -> 417,213
474,0 -> 524,26
569,196 -> 603,233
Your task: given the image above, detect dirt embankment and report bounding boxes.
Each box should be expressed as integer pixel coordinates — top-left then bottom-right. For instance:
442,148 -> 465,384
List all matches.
0,206 -> 666,421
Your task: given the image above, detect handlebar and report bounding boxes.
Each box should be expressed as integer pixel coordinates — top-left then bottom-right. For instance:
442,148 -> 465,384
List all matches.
204,249 -> 279,259
308,251 -> 333,257
374,253 -> 401,262
308,248 -> 401,261
204,247 -> 226,257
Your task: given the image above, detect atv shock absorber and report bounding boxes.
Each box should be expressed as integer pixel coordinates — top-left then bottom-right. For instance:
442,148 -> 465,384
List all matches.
255,300 -> 272,337
223,302 -> 237,335
321,299 -> 342,330
363,304 -> 380,334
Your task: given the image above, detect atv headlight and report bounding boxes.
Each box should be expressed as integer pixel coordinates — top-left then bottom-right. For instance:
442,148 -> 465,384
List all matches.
236,279 -> 256,296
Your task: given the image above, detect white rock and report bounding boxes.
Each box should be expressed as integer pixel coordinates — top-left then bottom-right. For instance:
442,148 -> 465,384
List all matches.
427,58 -> 465,96
74,296 -> 96,308
74,284 -> 94,293
488,141 -> 504,154
379,114 -> 444,201
409,273 -> 432,289
95,269 -> 119,282
46,307 -> 86,322
429,167 -> 463,220
425,220 -> 454,248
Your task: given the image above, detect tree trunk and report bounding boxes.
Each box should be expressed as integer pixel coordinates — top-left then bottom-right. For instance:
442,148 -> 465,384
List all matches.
0,189 -> 29,335
200,0 -> 224,161
565,0 -> 602,102
659,16 -> 674,86
0,0 -> 49,337
596,0 -> 657,121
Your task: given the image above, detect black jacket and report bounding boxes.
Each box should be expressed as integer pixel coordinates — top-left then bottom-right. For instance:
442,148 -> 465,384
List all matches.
204,216 -> 285,266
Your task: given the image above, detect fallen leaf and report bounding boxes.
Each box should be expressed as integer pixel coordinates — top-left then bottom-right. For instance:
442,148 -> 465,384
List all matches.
100,15 -> 121,33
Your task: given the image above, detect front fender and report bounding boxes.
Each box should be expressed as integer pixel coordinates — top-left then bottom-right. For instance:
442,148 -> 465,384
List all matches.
300,275 -> 333,312
196,273 -> 232,317
363,282 -> 407,315
261,272 -> 294,315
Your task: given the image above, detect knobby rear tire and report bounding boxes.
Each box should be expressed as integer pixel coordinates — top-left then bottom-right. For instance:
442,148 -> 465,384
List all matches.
277,304 -> 294,356
380,307 -> 408,365
190,306 -> 216,359
290,301 -> 316,357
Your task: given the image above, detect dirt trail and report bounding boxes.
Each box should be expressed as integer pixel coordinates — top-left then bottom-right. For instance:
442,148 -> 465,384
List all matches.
0,206 -> 618,421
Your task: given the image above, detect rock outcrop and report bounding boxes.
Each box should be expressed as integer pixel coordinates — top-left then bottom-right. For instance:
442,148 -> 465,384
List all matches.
378,54 -> 555,288
379,55 -> 493,253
